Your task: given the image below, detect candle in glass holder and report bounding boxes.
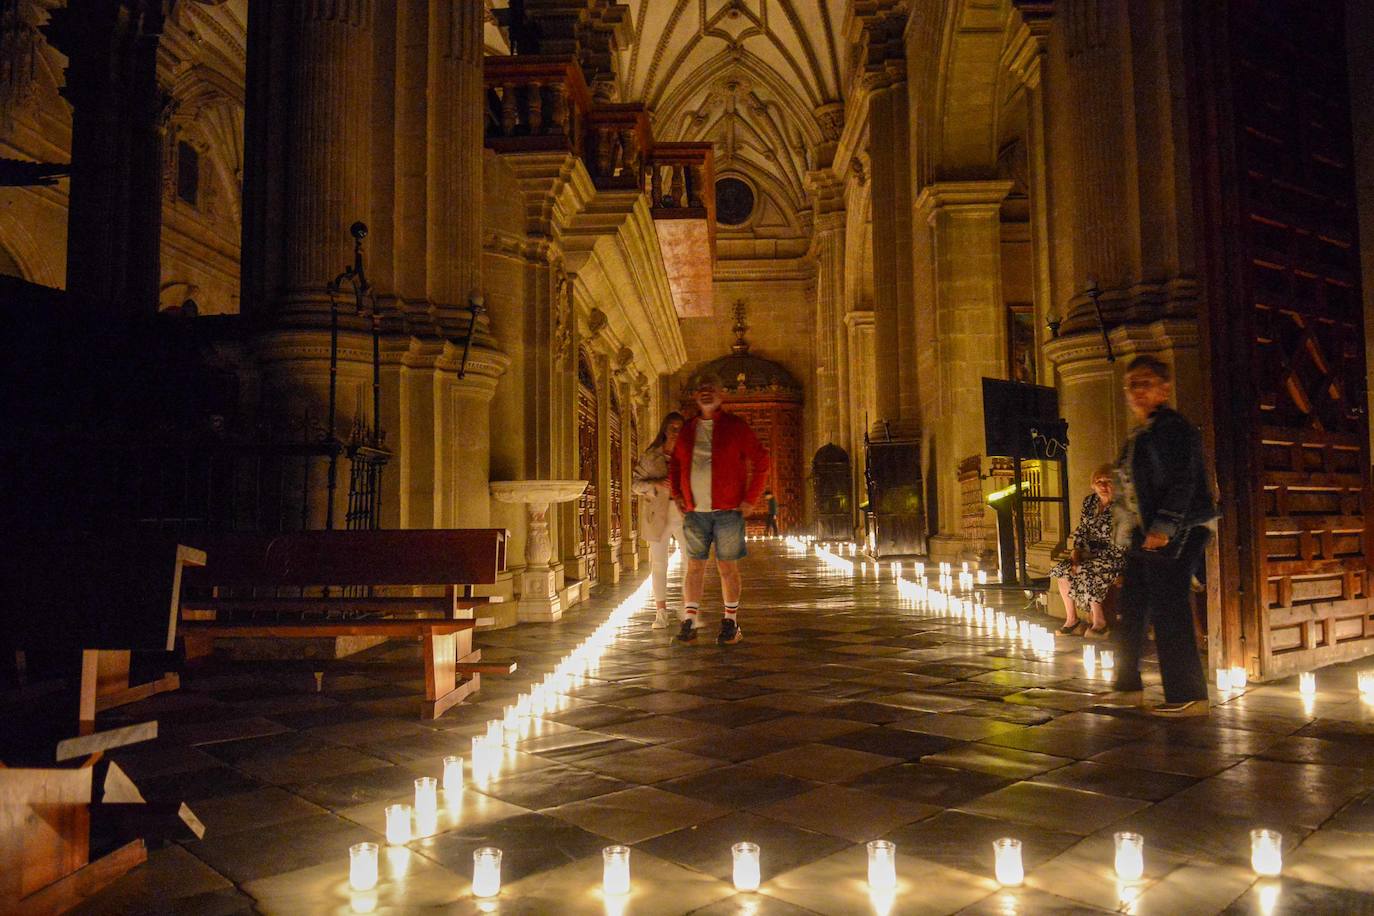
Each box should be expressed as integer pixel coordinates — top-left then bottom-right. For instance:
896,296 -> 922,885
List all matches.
732,842 -> 761,891
503,705 -> 520,733
1114,832 -> 1144,881
602,845 -> 631,896
993,838 -> 1023,886
443,755 -> 464,793
472,847 -> 502,897
1099,650 -> 1115,671
385,804 -> 412,845
1216,668 -> 1232,691
413,776 -> 437,818
1083,644 -> 1097,666
1360,671 -> 1374,696
1251,829 -> 1282,876
1298,672 -> 1316,696
867,840 -> 896,891
349,841 -> 379,891
1230,666 -> 1248,688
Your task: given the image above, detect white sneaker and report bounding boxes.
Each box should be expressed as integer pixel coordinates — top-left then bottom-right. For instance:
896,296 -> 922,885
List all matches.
651,609 -> 672,629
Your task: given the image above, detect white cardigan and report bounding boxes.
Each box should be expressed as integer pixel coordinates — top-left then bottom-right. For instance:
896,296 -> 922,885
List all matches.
631,445 -> 683,542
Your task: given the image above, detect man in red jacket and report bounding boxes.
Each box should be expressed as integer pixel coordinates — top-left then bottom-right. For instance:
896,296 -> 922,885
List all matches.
669,373 -> 770,644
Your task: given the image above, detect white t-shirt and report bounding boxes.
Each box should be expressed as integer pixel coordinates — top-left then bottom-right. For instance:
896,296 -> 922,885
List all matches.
690,418 -> 714,511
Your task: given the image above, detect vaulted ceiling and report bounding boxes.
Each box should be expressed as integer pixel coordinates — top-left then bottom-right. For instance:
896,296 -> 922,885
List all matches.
616,0 -> 847,114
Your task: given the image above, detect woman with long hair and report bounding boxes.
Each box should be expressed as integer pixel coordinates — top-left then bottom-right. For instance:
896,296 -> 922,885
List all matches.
632,411 -> 686,627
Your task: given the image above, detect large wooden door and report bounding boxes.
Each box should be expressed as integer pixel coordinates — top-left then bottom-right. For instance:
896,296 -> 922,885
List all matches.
608,388 -> 623,543
1193,0 -> 1371,678
577,354 -> 599,586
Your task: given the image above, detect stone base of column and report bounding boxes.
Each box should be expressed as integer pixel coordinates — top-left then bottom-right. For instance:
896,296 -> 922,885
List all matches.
926,534 -> 966,566
516,567 -> 563,623
599,543 -> 622,585
620,532 -> 640,573
477,571 -> 518,629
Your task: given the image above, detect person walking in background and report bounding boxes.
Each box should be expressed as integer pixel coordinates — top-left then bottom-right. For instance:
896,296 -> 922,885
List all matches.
632,412 -> 686,629
1049,464 -> 1125,638
764,488 -> 779,537
670,374 -> 770,645
1110,355 -> 1219,717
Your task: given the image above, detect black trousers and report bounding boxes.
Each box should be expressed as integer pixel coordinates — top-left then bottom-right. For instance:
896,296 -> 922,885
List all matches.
765,516 -> 778,536
1113,527 -> 1210,703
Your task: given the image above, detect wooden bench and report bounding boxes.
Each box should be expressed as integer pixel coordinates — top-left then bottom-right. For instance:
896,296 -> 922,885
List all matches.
179,529 -> 514,718
4,535 -> 205,735
180,528 -> 508,620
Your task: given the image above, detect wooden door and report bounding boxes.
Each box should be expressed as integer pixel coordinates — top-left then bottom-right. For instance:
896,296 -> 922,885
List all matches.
608,389 -> 623,543
1192,0 -> 1371,678
577,354 -> 599,586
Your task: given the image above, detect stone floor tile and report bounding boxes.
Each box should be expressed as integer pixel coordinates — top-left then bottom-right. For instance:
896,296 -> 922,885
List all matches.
418,811 -> 614,885
755,783 -> 938,842
240,846 -> 465,915
636,810 -> 851,885
883,810 -> 1082,877
761,844 -> 999,916
69,844 -> 245,916
844,762 -> 1012,808
743,714 -> 876,742
191,785 -> 328,836
570,743 -> 720,783
749,743 -> 901,783
1089,740 -> 1248,778
187,812 -> 379,884
887,713 -> 1026,741
659,764 -> 818,810
823,726 -> 961,760
545,785 -> 730,844
612,690 -> 717,714
477,761 -> 632,809
498,848 -> 738,915
956,887 -> 1114,914
1027,760 -> 1200,802
957,781 -> 1150,835
669,730 -> 804,762
922,743 -> 1073,779
284,764 -> 422,810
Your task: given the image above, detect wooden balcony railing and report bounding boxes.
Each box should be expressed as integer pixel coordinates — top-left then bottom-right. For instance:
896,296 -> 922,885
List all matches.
484,55 -> 591,155
483,56 -> 717,317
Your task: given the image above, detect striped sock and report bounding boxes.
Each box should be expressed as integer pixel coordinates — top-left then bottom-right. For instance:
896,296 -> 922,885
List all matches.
684,603 -> 700,627
723,601 -> 739,621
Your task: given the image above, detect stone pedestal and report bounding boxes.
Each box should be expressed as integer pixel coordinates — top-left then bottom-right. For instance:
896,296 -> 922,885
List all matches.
491,480 -> 588,622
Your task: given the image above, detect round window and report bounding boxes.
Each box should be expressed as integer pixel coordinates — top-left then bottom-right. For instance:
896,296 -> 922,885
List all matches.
715,177 -> 755,226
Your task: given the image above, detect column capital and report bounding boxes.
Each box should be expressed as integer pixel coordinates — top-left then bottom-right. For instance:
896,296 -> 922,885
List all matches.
804,169 -> 846,220
913,180 -> 1014,223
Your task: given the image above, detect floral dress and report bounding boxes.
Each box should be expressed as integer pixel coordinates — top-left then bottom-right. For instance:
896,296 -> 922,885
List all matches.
1050,493 -> 1127,606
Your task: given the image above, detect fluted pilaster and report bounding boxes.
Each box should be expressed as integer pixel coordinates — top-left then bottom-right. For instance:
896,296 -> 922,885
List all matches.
280,1 -> 374,313
426,1 -> 485,327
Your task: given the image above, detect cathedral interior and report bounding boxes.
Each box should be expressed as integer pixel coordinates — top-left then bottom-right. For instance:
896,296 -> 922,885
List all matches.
2,0 -> 1374,913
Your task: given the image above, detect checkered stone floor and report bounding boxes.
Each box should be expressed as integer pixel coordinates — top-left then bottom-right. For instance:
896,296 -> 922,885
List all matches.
83,542 -> 1374,914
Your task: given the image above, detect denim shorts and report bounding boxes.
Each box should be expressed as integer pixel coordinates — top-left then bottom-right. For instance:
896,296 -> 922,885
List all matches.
682,510 -> 748,562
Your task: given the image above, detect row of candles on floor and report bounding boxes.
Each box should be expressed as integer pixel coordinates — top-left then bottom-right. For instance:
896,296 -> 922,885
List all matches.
345,554 -> 675,897
348,827 -> 1288,896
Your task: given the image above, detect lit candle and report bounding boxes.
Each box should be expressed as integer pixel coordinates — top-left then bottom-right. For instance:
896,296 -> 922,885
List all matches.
1299,672 -> 1316,696
504,705 -> 520,732
471,736 -> 489,781
993,837 -> 1024,886
602,845 -> 631,896
1099,650 -> 1115,671
1084,644 -> 1097,667
385,804 -> 412,845
867,840 -> 896,891
443,755 -> 464,793
1216,668 -> 1232,692
414,776 -> 437,819
1114,832 -> 1144,881
349,841 -> 379,891
1230,666 -> 1248,688
1360,671 -> 1374,696
732,842 -> 761,891
1250,829 -> 1282,876
472,847 -> 502,897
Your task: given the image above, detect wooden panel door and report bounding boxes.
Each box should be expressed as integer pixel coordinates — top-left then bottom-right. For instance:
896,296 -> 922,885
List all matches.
577,355 -> 599,586
608,389 -> 623,543
1192,0 -> 1371,678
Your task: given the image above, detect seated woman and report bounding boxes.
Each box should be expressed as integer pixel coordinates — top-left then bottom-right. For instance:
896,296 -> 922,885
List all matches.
1049,464 -> 1126,638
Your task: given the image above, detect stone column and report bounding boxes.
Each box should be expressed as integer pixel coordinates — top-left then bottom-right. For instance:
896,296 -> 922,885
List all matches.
48,0 -> 167,313
618,373 -> 640,573
846,309 -> 876,529
914,181 -> 1013,554
276,1 -> 374,318
806,170 -> 847,449
865,71 -> 918,435
1058,0 -> 1137,330
426,1 -> 485,330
